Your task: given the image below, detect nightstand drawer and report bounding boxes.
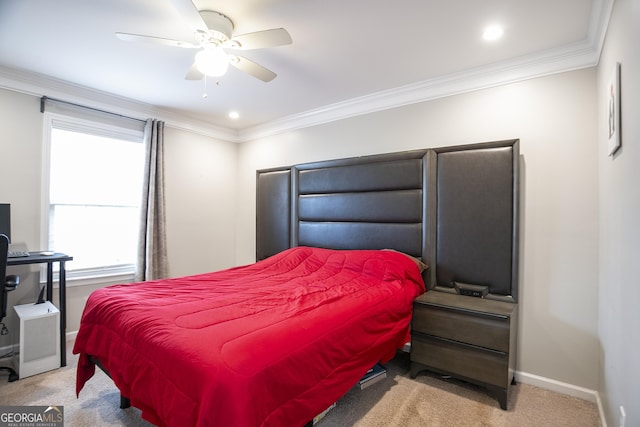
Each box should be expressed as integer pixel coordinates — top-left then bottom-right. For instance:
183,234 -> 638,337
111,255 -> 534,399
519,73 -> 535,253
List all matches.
413,304 -> 510,352
411,335 -> 509,388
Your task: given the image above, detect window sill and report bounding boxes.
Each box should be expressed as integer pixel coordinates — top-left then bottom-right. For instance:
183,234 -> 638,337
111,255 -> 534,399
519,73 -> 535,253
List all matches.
44,266 -> 136,288
62,271 -> 136,288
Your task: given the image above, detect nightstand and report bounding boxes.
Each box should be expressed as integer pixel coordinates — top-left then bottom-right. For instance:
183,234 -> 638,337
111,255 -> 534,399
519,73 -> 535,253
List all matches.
409,291 -> 517,409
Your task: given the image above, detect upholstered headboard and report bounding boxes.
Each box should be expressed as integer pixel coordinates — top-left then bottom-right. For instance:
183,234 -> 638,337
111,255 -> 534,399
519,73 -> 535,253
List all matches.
428,141 -> 519,302
256,139 -> 519,302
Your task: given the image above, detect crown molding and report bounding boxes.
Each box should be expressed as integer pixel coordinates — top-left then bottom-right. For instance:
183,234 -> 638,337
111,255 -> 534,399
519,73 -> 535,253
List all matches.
238,40 -> 602,142
0,39 -> 601,145
0,66 -> 238,141
237,0 -> 613,142
587,0 -> 615,63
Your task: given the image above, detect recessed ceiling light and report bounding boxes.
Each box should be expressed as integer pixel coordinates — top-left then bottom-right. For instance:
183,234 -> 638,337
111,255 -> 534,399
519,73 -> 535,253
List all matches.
483,25 -> 504,41
229,111 -> 239,119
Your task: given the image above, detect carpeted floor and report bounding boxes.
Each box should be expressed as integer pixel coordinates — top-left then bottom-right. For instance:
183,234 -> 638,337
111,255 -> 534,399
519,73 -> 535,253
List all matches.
0,344 -> 600,426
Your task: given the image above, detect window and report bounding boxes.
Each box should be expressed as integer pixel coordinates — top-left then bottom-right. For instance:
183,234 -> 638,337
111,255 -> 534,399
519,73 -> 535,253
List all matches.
43,109 -> 145,280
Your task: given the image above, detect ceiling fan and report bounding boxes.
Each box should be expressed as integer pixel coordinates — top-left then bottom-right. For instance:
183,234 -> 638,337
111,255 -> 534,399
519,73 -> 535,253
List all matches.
116,0 -> 292,82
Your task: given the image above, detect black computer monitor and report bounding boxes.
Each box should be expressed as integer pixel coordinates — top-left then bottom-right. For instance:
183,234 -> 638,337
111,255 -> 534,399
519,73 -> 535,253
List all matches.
0,233 -> 8,320
0,204 -> 9,243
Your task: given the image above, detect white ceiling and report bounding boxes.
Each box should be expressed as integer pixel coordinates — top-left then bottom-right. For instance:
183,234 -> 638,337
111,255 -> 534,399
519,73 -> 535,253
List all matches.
0,0 -> 611,141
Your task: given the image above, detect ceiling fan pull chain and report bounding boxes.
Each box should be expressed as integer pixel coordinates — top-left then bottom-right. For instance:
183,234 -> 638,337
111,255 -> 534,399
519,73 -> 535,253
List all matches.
201,77 -> 221,99
202,76 -> 208,99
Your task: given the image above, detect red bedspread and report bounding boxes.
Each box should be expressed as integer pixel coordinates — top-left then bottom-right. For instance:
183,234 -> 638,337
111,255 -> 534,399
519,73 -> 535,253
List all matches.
73,246 -> 425,426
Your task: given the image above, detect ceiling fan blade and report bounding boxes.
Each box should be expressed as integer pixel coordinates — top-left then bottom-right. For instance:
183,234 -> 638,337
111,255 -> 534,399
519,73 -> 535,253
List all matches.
185,62 -> 203,80
116,32 -> 198,48
229,55 -> 277,82
170,0 -> 209,33
228,28 -> 292,50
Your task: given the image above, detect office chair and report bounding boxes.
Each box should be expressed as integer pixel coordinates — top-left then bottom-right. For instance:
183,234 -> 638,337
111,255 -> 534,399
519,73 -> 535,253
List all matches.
0,234 -> 19,382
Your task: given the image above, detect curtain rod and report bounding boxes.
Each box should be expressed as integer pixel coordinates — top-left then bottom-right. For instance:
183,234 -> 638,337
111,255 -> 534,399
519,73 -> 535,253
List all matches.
40,96 -> 146,124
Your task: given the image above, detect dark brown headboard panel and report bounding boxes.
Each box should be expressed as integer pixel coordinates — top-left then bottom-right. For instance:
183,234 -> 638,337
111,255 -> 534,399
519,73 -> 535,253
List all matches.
256,168 -> 291,260
257,150 -> 429,262
294,152 -> 428,258
256,139 -> 519,301
429,140 -> 519,302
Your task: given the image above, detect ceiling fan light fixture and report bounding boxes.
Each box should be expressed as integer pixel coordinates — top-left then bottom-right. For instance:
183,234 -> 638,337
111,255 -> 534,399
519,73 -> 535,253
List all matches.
195,46 -> 229,76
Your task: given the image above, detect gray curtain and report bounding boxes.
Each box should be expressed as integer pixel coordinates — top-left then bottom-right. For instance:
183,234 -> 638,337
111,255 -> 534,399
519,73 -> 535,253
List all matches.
136,119 -> 168,281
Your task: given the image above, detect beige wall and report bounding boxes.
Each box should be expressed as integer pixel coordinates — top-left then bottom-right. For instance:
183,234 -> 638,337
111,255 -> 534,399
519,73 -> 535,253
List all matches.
237,69 -> 600,391
163,126 -> 237,278
0,90 -> 45,347
597,0 -> 640,425
0,88 -> 238,344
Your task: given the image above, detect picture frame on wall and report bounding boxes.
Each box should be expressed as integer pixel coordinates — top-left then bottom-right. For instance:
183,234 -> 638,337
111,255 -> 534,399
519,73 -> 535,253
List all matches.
607,62 -> 621,156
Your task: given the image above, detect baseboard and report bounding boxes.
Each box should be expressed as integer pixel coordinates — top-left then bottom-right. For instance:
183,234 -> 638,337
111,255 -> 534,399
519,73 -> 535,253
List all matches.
3,333 -> 76,354
517,370 -> 597,401
516,370 -> 607,427
595,393 -> 608,427
0,343 -> 19,356
66,330 -> 78,343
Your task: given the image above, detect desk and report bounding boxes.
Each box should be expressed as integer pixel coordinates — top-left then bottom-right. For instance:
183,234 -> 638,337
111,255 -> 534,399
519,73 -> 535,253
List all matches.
8,252 -> 73,367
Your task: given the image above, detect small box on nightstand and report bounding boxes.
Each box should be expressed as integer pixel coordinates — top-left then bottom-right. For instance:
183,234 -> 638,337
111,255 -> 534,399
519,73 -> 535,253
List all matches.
13,301 -> 60,379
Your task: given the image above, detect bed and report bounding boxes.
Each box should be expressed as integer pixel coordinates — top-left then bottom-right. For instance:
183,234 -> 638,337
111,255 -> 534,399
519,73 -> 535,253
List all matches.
74,139 -> 519,425
74,246 -> 425,426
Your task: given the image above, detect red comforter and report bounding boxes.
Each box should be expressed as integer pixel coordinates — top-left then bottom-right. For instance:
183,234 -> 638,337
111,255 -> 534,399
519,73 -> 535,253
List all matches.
74,246 -> 425,426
